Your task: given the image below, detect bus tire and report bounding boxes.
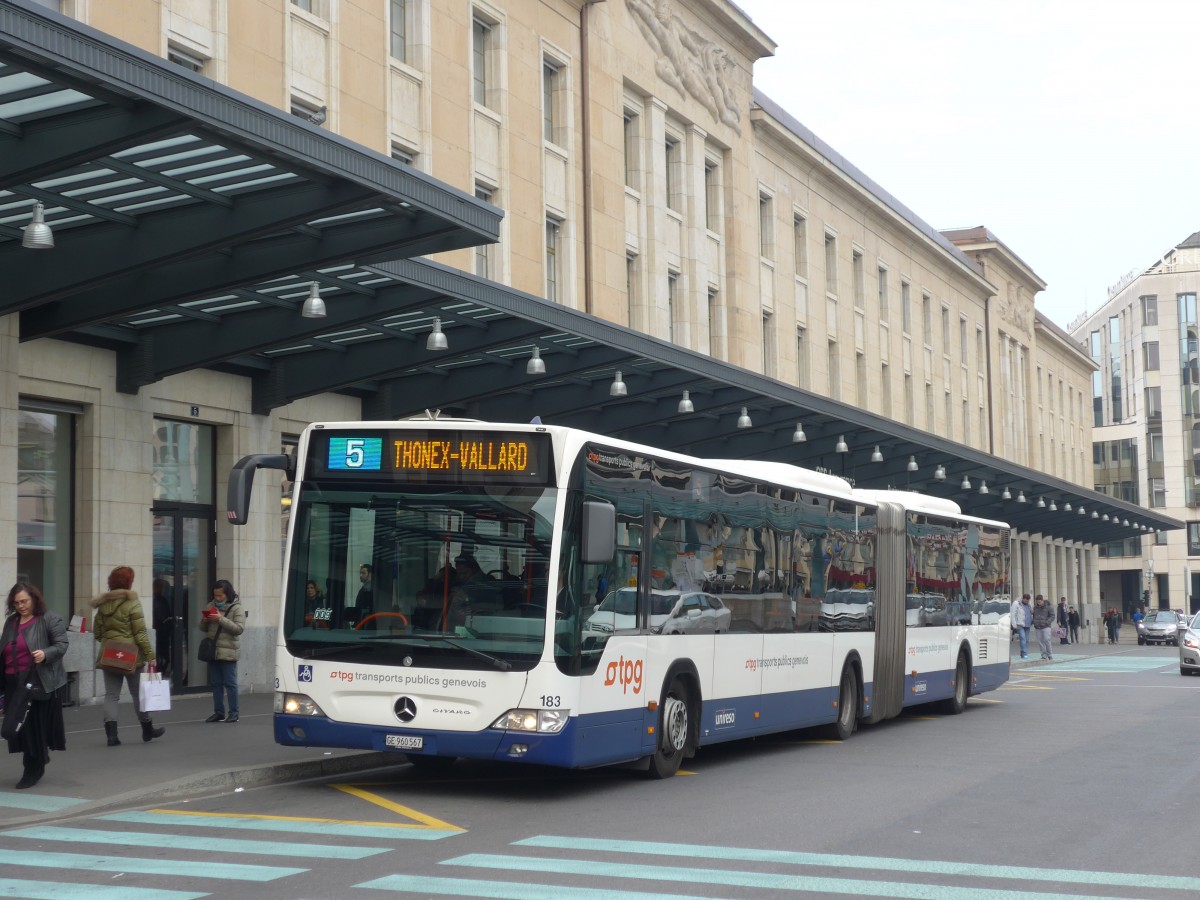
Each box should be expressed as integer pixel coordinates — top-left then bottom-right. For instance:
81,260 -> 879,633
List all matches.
826,664 -> 858,741
647,675 -> 690,779
940,652 -> 970,715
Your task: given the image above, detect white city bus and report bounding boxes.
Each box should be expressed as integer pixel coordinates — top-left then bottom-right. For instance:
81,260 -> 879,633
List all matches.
229,419 -> 1011,777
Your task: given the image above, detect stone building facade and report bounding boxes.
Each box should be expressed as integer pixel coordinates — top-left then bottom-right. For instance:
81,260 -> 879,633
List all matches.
7,0 -> 1112,705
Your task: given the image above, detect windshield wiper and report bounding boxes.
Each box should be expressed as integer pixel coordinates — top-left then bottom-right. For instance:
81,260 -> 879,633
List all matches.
298,643 -> 380,660
362,633 -> 513,671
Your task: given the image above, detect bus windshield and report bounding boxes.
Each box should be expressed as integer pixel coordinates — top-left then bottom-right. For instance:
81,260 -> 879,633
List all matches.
284,483 -> 557,671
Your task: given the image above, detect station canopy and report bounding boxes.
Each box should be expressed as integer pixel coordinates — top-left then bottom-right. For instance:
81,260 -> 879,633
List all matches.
0,0 -> 1178,546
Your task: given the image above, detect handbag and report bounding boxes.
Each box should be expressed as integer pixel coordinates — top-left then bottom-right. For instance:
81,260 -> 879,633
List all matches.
139,671 -> 171,712
98,638 -> 139,673
197,621 -> 220,663
1,671 -> 38,741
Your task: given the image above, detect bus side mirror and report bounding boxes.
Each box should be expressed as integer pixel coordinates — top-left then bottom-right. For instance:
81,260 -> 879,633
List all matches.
581,500 -> 616,564
227,453 -> 292,525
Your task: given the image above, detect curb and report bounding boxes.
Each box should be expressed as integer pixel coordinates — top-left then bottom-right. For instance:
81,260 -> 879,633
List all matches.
8,751 -> 400,827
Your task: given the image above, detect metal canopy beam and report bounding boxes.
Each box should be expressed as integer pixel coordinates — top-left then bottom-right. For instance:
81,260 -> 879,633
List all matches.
115,281 -> 444,392
2,180 -> 377,312
20,214 -> 469,340
0,104 -> 186,187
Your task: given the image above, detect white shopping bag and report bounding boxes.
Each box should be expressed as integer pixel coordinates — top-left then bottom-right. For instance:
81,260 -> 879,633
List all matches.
139,672 -> 171,712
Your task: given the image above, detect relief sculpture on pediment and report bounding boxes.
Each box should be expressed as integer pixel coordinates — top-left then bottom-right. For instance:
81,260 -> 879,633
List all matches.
626,0 -> 742,131
999,281 -> 1032,341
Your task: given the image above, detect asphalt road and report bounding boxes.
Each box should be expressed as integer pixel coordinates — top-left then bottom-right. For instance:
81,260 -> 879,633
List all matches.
3,644 -> 1198,899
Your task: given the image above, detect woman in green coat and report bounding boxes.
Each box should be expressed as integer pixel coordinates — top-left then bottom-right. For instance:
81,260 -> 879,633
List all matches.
91,566 -> 164,746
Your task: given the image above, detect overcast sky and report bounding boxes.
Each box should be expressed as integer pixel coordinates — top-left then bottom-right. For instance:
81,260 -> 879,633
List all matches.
733,0 -> 1199,331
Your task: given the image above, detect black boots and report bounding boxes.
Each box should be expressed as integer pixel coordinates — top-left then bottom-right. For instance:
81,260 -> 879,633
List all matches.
14,767 -> 41,789
141,719 -> 165,742
104,721 -> 120,746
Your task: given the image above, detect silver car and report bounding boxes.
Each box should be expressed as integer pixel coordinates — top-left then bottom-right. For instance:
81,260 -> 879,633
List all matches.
1180,613 -> 1200,676
1141,610 -> 1187,646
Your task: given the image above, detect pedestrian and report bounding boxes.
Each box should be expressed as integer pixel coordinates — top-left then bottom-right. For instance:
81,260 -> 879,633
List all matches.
1067,606 -> 1080,643
202,579 -> 245,723
0,583 -> 67,789
1032,593 -> 1054,660
1106,606 -> 1121,644
1057,597 -> 1070,645
1010,593 -> 1032,660
91,566 -> 165,747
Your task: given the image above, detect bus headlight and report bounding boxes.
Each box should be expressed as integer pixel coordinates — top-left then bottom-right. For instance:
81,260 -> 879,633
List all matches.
275,692 -> 326,717
491,709 -> 569,733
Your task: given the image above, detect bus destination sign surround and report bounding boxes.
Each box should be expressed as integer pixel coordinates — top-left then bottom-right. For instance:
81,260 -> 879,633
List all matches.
315,430 -> 552,486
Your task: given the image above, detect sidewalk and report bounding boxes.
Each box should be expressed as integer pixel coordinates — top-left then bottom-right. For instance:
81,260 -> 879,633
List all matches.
1,690 -> 393,826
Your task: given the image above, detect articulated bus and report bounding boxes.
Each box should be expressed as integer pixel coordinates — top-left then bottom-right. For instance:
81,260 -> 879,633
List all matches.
228,419 -> 1011,777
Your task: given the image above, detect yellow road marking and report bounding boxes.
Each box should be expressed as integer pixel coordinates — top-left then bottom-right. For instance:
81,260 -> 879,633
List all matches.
969,696 -> 1003,703
330,783 -> 465,831
146,807 -> 436,830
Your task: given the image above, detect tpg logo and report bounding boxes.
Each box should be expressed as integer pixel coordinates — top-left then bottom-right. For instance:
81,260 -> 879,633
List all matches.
603,656 -> 643,694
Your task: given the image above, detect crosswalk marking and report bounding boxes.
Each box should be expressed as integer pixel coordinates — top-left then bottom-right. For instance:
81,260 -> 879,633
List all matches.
104,809 -> 461,841
0,791 -> 84,812
0,848 -> 304,881
359,873 -> 734,899
0,878 -> 204,900
7,823 -> 387,859
441,852 -> 1133,899
516,835 -> 1200,891
1037,657 -> 1175,673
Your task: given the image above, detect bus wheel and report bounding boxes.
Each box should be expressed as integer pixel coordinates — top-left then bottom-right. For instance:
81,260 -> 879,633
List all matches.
826,665 -> 858,741
940,653 -> 970,715
647,676 -> 689,779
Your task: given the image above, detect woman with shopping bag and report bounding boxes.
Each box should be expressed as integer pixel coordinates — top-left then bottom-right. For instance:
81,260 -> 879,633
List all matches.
90,566 -> 165,746
1,583 -> 67,789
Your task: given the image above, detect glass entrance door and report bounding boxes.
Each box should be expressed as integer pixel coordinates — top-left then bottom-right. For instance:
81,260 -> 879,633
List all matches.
152,510 -> 213,691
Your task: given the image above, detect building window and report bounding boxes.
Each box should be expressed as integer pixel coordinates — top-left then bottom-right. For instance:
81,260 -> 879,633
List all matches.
762,312 -> 775,376
1144,341 -> 1159,372
759,193 -> 774,260
901,281 -> 911,333
623,110 -> 639,190
704,159 -> 721,233
1189,523 -> 1200,556
545,218 -> 561,302
626,254 -> 639,326
877,266 -> 888,323
290,98 -> 324,123
941,306 -> 950,348
797,326 -> 809,389
391,143 -> 417,168
1142,294 -> 1158,326
390,0 -> 408,63
922,292 -> 932,344
827,341 -> 840,400
707,288 -> 719,357
881,362 -> 891,413
1150,476 -> 1166,508
794,214 -> 808,279
664,137 -> 681,212
472,17 -> 493,109
960,317 -> 969,361
167,44 -> 206,73
668,273 -> 679,344
18,404 -> 75,619
851,251 -> 864,309
856,352 -> 866,408
824,232 -> 837,296
542,59 -> 562,145
474,184 -> 494,277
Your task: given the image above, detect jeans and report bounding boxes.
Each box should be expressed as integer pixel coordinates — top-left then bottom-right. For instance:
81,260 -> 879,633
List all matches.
1036,626 -> 1053,659
208,660 -> 239,717
1015,625 -> 1030,658
102,667 -> 149,723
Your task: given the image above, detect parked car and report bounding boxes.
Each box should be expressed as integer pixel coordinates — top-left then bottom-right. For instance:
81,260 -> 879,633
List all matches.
1139,610 -> 1187,646
1180,613 -> 1200,676
585,588 -> 731,635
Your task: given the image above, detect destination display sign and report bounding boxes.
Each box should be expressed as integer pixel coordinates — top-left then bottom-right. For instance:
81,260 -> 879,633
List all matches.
310,429 -> 553,486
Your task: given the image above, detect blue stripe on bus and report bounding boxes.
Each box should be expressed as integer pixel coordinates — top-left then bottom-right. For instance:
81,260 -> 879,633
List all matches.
277,662 -> 1005,767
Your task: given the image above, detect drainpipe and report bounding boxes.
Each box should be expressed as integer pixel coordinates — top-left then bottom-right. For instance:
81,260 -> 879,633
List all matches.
580,0 -> 605,315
